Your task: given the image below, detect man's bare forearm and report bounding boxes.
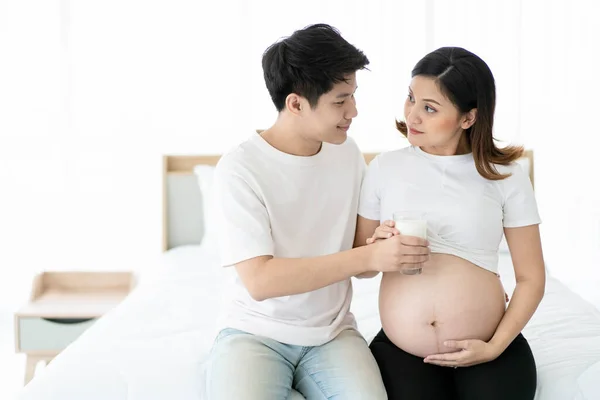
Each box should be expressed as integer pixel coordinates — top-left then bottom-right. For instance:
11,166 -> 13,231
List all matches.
243,246 -> 372,301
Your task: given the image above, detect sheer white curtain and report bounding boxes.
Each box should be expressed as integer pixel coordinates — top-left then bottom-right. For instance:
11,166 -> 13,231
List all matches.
1,0 -> 599,314
519,0 -> 600,303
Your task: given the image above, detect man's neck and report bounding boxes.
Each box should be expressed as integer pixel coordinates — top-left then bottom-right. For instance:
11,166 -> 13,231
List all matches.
260,120 -> 322,157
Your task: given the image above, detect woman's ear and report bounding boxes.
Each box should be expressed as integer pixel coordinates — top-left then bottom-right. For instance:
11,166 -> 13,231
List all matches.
461,109 -> 477,129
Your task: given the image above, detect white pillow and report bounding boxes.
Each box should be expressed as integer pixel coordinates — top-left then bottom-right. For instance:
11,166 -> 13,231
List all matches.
193,164 -> 217,247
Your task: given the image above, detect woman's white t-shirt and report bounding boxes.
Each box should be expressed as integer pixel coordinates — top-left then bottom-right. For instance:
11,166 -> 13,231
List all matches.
358,146 -> 541,274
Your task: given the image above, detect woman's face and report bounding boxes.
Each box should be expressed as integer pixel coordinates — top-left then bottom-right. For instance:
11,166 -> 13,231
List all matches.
404,76 -> 476,155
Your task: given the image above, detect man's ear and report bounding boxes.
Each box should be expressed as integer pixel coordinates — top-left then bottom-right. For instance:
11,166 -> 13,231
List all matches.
461,108 -> 477,129
285,93 -> 306,116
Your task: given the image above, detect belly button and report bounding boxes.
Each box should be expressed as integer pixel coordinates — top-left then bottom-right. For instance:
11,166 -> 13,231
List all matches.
430,321 -> 438,328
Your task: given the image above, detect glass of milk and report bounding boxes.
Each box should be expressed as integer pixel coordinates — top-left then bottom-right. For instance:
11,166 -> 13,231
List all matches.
392,211 -> 428,275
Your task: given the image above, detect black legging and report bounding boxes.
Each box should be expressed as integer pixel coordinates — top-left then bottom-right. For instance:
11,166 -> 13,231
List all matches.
370,329 -> 537,400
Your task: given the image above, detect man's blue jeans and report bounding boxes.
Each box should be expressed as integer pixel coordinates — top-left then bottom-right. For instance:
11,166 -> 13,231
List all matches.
206,328 -> 387,399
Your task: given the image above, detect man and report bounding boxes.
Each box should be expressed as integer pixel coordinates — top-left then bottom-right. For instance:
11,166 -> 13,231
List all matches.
207,24 -> 429,399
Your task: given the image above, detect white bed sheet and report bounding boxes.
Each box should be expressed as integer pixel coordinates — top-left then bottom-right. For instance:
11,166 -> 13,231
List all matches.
18,248 -> 600,400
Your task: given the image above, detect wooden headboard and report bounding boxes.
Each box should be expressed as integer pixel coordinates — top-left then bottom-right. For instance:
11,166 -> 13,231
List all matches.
162,155 -> 220,252
162,150 -> 534,251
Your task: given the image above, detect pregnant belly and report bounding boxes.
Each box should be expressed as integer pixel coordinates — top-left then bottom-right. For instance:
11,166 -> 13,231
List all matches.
379,253 -> 507,358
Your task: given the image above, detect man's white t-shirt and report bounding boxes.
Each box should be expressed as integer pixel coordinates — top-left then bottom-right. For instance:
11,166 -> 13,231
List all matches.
213,132 -> 366,346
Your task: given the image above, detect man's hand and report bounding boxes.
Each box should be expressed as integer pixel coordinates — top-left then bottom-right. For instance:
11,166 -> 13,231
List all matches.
367,234 -> 429,273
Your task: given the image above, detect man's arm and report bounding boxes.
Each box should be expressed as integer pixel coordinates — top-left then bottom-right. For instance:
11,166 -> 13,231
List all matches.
236,234 -> 429,301
235,246 -> 370,301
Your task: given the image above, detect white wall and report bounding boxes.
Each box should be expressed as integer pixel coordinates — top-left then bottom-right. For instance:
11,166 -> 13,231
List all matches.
1,0 -> 599,311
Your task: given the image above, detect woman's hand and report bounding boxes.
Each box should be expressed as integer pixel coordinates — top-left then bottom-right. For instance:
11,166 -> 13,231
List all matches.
366,220 -> 399,244
423,339 -> 503,368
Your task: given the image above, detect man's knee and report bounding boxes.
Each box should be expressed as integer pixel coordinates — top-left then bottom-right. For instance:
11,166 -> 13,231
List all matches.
208,329 -> 275,375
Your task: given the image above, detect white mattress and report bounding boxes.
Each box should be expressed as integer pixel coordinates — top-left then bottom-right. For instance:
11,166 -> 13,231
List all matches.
18,246 -> 600,400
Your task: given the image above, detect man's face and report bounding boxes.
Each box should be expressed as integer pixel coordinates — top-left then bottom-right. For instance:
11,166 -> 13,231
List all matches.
303,73 -> 358,145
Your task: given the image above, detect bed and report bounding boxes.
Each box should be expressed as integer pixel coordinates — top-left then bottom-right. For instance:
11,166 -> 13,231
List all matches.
18,150 -> 600,400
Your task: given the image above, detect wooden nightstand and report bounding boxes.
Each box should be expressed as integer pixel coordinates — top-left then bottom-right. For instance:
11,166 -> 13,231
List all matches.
14,271 -> 136,385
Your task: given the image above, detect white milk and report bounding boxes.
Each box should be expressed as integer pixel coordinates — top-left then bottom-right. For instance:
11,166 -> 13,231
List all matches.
393,218 -> 427,275
394,219 -> 427,239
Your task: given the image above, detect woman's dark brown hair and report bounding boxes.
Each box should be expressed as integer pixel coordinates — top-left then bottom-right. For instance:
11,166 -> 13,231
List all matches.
396,47 -> 522,180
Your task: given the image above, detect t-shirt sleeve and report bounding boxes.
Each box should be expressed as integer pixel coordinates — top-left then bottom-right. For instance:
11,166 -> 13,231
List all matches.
213,160 -> 274,267
502,163 -> 542,228
357,155 -> 382,221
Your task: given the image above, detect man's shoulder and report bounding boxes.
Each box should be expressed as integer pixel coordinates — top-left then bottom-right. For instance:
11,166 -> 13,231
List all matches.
215,136 -> 262,176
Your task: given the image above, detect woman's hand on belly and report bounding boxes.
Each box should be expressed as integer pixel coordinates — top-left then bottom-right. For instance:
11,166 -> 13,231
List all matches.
423,339 -> 503,368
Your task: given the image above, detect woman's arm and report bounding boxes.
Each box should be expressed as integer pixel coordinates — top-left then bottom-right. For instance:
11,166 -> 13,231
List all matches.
488,224 -> 546,353
354,215 -> 381,248
353,215 -> 384,278
424,224 -> 545,367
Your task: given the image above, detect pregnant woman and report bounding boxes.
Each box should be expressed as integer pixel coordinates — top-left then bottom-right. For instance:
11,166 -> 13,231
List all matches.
354,47 -> 546,399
